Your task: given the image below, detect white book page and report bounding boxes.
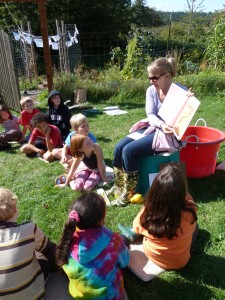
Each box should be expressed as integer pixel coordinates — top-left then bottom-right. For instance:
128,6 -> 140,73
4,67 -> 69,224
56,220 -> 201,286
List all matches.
149,173 -> 158,186
127,132 -> 145,140
104,109 -> 128,115
173,96 -> 200,140
158,83 -> 189,127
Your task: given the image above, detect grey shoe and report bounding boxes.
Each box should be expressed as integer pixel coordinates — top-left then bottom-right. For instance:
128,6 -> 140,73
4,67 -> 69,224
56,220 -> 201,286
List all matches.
110,199 -> 128,207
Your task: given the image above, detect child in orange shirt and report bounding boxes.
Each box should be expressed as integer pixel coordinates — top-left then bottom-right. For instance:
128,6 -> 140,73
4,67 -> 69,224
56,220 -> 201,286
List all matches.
133,165 -> 198,270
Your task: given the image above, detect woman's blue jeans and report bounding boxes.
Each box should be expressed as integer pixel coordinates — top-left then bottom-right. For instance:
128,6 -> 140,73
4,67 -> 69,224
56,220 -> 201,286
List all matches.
112,129 -> 155,172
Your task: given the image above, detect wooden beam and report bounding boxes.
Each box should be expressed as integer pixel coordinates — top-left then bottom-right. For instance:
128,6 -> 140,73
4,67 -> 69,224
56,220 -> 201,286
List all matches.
37,0 -> 53,91
1,0 -> 45,3
2,0 -> 53,92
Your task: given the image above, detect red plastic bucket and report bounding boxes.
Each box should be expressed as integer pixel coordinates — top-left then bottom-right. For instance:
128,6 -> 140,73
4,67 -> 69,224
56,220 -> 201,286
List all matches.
180,120 -> 225,178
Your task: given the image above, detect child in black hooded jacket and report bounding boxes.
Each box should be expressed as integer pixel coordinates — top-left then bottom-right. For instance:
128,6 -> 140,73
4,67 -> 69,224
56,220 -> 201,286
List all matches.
46,90 -> 71,141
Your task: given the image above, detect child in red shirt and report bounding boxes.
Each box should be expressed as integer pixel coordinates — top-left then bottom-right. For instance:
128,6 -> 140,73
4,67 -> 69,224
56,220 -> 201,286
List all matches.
20,113 -> 63,162
19,97 -> 40,141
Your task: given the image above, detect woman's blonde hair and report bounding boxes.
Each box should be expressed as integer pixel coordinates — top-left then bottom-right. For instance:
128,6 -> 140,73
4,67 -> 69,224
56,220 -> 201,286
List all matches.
70,134 -> 86,158
147,57 -> 177,78
0,188 -> 17,222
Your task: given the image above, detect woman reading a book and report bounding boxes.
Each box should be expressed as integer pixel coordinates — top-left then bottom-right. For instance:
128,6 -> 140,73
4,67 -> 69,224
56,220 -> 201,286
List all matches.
108,57 -> 189,207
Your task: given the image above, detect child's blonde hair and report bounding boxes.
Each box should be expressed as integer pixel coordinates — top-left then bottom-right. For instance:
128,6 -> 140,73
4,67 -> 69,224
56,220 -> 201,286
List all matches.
20,97 -> 34,109
70,113 -> 87,130
0,188 -> 17,222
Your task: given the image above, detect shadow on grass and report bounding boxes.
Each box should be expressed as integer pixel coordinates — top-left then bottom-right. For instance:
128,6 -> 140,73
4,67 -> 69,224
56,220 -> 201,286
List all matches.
3,144 -> 21,154
188,171 -> 225,203
71,103 -> 144,119
123,268 -> 214,300
123,229 -> 224,300
97,137 -> 112,143
179,229 -> 225,290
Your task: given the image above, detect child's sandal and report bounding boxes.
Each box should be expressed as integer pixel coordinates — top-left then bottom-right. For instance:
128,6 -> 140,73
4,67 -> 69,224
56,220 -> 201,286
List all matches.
55,174 -> 67,185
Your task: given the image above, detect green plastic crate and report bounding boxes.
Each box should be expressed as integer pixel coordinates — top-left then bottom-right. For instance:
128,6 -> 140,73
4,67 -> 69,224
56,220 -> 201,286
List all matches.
136,151 -> 180,195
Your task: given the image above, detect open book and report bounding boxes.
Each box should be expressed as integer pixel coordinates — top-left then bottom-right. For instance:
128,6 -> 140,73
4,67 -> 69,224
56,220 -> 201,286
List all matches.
158,83 -> 200,140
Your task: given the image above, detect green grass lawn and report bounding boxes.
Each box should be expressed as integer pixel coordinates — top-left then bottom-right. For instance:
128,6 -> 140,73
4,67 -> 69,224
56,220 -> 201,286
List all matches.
0,93 -> 225,300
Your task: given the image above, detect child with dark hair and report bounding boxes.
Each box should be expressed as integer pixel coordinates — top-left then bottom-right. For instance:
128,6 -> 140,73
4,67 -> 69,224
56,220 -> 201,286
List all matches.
133,165 -> 198,270
0,104 -> 23,150
20,113 -> 63,162
0,187 -> 56,299
46,90 -> 71,141
56,192 -> 129,300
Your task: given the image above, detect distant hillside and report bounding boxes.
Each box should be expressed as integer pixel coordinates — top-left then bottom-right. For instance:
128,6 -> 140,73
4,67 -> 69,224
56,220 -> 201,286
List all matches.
157,11 -> 213,23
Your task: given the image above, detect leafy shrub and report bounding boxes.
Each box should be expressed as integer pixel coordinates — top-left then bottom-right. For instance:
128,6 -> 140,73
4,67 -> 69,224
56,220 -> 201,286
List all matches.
205,14 -> 225,71
19,76 -> 43,92
178,70 -> 225,95
179,60 -> 200,75
53,70 -> 77,101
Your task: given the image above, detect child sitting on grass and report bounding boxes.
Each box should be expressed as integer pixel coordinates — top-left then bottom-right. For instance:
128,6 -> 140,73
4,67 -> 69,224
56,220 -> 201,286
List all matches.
55,134 -> 109,191
0,187 -> 56,299
0,104 -> 23,150
20,113 -> 63,163
52,113 -> 97,171
132,165 -> 198,270
56,192 -> 129,300
19,96 -> 40,142
46,90 -> 71,141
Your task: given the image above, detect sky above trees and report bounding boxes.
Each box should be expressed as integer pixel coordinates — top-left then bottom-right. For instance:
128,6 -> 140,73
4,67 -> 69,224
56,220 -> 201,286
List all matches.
146,0 -> 225,12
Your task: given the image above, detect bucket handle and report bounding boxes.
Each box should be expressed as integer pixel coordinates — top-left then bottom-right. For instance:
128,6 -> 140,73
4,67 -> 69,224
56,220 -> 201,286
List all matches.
195,118 -> 207,127
185,135 -> 200,143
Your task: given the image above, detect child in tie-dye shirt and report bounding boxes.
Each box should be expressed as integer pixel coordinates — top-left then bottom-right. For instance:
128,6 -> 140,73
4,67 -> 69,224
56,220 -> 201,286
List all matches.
56,192 -> 129,300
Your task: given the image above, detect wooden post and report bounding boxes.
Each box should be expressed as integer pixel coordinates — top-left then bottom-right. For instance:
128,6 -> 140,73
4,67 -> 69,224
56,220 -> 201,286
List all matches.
61,20 -> 69,72
167,13 -> 172,55
37,0 -> 53,91
20,21 -> 32,83
56,20 -> 63,73
27,21 -> 38,79
1,0 -> 53,91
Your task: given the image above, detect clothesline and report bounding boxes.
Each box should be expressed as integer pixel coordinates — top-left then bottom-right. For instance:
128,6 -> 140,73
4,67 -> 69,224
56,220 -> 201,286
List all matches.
12,25 -> 79,50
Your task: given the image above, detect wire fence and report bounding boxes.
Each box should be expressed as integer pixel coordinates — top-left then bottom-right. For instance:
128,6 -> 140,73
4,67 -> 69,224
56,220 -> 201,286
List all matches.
0,30 -> 21,111
9,26 -> 185,81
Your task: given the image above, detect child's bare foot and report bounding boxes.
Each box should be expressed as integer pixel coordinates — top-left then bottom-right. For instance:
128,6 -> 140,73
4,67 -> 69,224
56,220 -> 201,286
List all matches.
62,163 -> 70,173
38,149 -> 46,157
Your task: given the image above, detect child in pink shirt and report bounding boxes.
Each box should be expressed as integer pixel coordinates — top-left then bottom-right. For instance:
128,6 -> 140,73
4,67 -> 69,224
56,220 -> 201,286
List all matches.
0,104 -> 22,150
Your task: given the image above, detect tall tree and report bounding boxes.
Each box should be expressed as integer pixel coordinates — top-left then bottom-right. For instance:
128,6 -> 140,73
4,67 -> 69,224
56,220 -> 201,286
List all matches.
0,0 -> 133,34
185,0 -> 205,38
46,0 -> 132,34
131,0 -> 163,27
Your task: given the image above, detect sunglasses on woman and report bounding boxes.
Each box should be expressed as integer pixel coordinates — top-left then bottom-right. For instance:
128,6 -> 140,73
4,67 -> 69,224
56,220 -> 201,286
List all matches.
148,73 -> 167,81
